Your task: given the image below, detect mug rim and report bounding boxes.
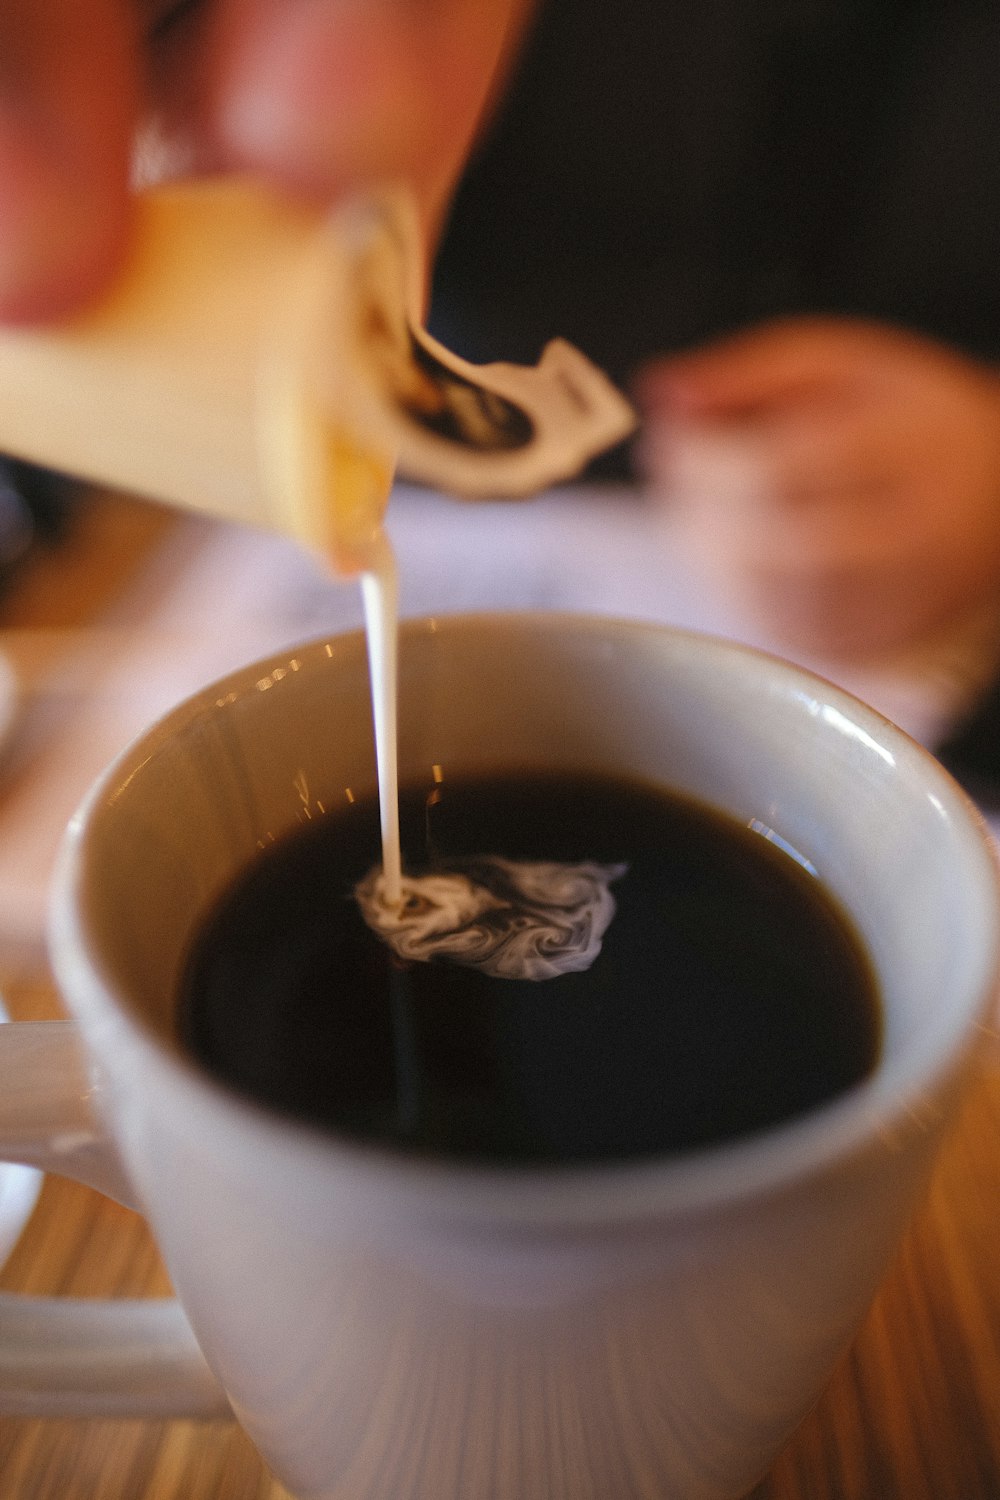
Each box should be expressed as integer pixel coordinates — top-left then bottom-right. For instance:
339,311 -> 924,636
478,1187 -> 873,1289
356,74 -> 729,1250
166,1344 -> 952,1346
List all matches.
48,611 -> 1000,1230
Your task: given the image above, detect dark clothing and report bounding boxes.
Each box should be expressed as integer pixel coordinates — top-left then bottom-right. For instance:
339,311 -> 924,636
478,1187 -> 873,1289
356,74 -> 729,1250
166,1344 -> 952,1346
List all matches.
430,0 -> 1000,394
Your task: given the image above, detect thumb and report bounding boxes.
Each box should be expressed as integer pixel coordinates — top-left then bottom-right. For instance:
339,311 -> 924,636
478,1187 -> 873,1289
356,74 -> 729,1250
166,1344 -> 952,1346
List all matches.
0,0 -> 136,323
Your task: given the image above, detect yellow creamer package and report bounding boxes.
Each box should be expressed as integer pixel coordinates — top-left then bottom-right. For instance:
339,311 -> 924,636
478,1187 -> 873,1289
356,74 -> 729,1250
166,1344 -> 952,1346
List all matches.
0,178 -> 636,575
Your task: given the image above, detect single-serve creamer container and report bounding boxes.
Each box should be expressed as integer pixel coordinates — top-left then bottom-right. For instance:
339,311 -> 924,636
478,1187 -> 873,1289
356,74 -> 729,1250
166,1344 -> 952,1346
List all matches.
0,177 -> 635,573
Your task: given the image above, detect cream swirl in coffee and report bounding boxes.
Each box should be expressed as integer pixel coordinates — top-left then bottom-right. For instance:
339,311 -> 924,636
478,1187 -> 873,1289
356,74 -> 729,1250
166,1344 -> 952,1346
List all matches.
355,856 -> 627,980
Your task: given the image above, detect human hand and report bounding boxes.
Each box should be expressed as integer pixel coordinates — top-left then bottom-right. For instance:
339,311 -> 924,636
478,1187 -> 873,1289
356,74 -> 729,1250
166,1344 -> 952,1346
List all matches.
0,0 -> 531,323
638,318 -> 1000,658
0,0 -> 135,322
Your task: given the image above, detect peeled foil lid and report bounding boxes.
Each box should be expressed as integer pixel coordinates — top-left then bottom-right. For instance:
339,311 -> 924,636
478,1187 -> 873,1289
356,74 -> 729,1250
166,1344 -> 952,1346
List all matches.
318,191 -> 639,501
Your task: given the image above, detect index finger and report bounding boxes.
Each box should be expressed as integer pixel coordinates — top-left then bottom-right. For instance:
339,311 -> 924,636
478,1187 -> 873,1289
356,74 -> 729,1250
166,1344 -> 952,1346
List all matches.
207,0 -> 534,245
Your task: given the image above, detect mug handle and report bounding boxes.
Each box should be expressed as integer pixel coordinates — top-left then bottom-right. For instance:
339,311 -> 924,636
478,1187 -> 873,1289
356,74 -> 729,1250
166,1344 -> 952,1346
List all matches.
0,1018 -> 229,1418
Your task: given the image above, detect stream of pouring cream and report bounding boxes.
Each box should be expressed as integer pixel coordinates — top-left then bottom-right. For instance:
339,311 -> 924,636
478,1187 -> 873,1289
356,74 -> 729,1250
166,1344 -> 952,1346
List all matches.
357,531 -> 403,909
0,178 -> 636,935
352,528 -> 630,983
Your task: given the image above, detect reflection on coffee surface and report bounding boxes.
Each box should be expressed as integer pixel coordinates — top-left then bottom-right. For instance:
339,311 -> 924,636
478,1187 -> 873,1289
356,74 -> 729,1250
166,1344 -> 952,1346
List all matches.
178,770 -> 881,1165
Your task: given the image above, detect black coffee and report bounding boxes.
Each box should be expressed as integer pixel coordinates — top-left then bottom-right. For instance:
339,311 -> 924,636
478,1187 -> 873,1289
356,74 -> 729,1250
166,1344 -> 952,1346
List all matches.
178,770 -> 880,1164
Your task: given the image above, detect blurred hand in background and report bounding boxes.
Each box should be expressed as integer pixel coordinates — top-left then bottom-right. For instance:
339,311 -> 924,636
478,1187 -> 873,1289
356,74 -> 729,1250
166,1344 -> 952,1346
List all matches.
638,318 -> 1000,658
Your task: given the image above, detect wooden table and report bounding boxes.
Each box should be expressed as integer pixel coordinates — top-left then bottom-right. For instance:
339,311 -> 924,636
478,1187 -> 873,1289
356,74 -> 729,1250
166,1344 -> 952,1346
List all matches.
1,492 -> 999,1498
2,966 -> 999,1500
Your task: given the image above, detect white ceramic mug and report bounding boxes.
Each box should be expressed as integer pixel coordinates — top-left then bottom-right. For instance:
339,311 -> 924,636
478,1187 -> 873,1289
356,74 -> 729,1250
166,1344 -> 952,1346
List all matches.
1,613 -> 997,1500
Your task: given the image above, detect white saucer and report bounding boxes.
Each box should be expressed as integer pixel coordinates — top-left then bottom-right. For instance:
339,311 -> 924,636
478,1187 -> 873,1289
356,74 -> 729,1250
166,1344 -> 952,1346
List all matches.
0,997 -> 44,1268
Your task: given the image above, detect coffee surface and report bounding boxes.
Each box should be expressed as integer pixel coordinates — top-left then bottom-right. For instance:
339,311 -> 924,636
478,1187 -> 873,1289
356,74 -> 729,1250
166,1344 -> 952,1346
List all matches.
178,770 -> 881,1164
